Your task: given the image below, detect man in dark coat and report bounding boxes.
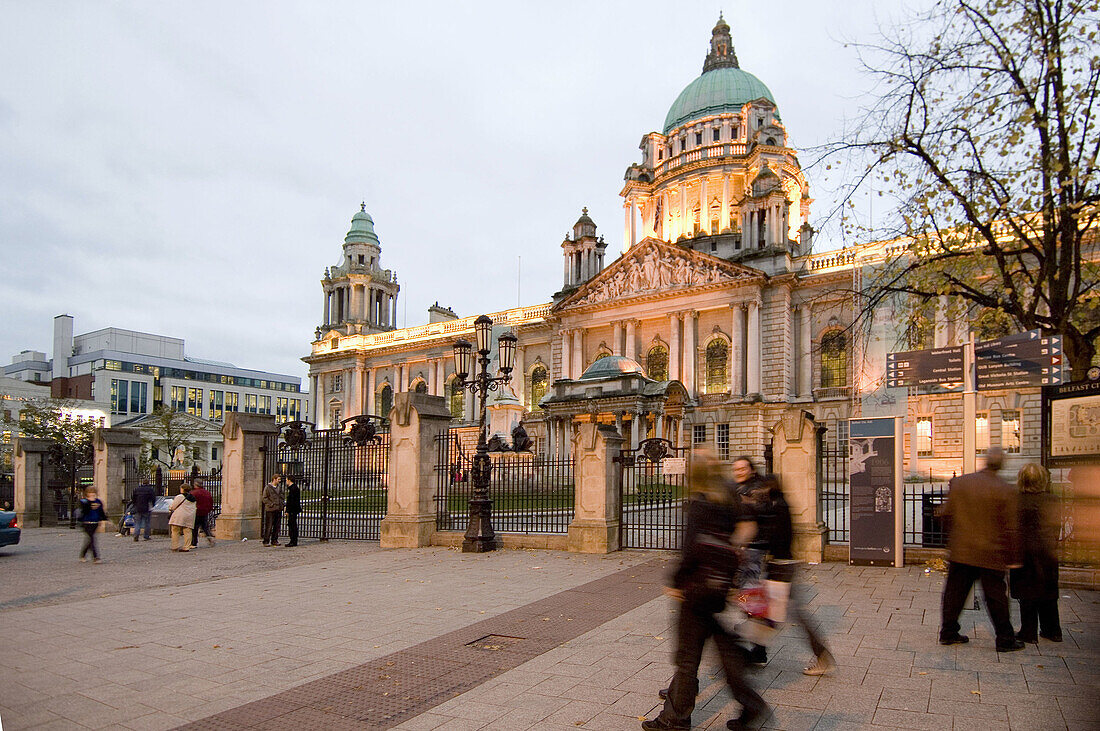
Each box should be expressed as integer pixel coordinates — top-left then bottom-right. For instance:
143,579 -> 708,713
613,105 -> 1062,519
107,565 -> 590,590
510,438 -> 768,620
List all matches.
130,482 -> 156,542
284,477 -> 301,547
938,447 -> 1024,652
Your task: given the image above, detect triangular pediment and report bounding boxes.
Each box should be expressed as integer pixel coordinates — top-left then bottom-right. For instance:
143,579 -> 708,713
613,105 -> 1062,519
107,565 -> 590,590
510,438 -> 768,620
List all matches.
555,237 -> 763,310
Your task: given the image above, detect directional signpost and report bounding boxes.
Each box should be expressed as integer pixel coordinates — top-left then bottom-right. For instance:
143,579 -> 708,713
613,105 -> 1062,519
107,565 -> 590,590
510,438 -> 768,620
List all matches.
886,346 -> 965,389
975,330 -> 1064,390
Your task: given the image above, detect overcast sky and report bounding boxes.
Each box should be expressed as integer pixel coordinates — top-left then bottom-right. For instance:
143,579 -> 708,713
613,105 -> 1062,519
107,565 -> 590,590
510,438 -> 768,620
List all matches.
0,1 -> 919,384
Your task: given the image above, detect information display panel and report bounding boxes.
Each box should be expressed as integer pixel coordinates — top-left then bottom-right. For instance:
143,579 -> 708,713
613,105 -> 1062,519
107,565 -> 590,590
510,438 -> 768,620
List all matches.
849,417 -> 902,567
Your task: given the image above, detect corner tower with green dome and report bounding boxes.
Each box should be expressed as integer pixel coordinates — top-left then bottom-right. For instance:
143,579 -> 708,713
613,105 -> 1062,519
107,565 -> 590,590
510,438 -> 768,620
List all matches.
318,203 -> 400,337
622,15 -> 814,270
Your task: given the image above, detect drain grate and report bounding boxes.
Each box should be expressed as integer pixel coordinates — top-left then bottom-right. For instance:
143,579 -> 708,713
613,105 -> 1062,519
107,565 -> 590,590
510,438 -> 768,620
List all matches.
466,634 -> 524,651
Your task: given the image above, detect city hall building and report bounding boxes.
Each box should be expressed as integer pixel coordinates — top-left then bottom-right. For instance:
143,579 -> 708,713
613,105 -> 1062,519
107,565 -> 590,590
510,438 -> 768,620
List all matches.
303,18 -> 1048,477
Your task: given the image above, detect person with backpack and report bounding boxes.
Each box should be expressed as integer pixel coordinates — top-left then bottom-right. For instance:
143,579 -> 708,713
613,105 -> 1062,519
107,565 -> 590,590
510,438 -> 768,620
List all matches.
643,451 -> 767,731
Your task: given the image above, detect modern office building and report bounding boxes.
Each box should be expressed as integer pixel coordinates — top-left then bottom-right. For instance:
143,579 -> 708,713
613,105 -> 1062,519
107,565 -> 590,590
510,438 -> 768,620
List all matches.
5,315 -> 307,425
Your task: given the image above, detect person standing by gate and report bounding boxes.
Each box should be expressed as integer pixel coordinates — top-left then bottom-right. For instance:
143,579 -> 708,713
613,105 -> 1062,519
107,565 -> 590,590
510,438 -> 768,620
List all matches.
284,476 -> 300,547
190,479 -> 215,548
262,475 -> 284,546
168,483 -> 197,552
1010,463 -> 1062,643
131,481 -> 156,542
938,447 -> 1024,652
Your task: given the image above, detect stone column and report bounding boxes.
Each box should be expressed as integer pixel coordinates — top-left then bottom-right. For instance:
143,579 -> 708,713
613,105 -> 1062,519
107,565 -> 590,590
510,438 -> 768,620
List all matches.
630,197 -> 638,246
683,311 -> 696,397
93,428 -> 143,518
218,414 -> 279,540
323,289 -> 330,325
309,375 -> 319,423
560,329 -> 571,379
612,322 -> 623,356
747,299 -> 761,396
655,411 -> 665,440
567,423 -> 626,553
700,177 -> 708,233
679,185 -> 687,238
513,347 -> 525,405
631,410 -> 642,448
623,202 -> 631,252
546,418 -> 556,459
397,364 -> 406,393
732,304 -> 745,397
721,175 -> 730,231
367,368 -> 376,416
380,392 -> 452,548
669,312 -> 681,382
392,295 -> 399,328
571,329 -> 583,379
625,320 -> 636,362
799,304 -> 812,398
13,437 -> 51,527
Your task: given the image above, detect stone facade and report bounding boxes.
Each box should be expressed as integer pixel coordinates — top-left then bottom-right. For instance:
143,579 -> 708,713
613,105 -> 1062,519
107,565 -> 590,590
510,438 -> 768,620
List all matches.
302,18 -> 1050,477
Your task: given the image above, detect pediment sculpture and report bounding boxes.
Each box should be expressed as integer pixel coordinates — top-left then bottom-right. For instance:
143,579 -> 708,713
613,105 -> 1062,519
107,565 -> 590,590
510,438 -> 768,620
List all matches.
572,247 -> 745,306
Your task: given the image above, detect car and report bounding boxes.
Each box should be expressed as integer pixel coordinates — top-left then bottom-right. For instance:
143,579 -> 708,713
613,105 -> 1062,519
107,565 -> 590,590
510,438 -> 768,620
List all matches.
0,510 -> 20,548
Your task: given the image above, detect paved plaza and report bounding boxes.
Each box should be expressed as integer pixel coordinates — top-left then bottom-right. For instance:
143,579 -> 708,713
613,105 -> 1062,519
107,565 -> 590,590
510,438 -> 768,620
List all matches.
0,528 -> 1096,730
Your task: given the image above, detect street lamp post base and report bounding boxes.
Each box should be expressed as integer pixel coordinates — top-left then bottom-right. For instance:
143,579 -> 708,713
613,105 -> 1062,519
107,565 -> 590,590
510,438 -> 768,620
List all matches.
462,497 -> 498,553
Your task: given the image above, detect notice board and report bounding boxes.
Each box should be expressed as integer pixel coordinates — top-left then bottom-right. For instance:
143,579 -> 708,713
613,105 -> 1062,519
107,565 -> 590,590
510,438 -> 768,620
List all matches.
849,417 -> 903,567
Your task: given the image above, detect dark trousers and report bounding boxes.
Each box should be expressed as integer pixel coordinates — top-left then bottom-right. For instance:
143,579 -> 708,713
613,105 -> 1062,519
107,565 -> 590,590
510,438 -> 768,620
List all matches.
658,601 -> 767,727
1018,598 -> 1061,639
262,510 -> 281,544
80,523 -> 100,559
192,513 -> 213,546
286,512 -> 299,545
940,561 -> 1014,643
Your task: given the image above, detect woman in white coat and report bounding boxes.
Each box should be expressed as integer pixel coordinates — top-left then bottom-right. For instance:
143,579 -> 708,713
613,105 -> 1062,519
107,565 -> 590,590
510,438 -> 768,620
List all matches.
168,483 -> 198,552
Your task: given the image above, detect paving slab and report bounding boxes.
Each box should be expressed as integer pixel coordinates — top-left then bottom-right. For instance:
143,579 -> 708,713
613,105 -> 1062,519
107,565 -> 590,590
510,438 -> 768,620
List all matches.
1,528 -> 1097,730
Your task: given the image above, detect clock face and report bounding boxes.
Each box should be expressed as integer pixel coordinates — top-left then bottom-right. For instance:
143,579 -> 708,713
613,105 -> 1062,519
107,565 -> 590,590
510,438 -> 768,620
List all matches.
1088,366 -> 1100,382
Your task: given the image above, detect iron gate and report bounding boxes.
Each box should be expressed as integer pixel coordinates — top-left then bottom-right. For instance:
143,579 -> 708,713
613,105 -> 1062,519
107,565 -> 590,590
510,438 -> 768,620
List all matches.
433,430 -> 574,534
817,427 -> 849,543
262,416 -> 389,540
617,438 -> 690,549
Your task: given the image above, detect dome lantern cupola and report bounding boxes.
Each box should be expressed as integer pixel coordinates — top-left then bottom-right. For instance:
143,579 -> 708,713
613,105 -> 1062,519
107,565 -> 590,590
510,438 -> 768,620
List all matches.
703,14 -> 739,72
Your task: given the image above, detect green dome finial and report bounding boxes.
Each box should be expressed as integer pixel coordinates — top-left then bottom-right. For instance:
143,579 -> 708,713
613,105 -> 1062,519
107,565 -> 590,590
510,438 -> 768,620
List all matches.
345,204 -> 381,246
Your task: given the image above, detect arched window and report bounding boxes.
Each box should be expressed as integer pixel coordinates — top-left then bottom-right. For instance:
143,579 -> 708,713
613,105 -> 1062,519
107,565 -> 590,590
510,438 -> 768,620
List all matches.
528,365 -> 548,410
647,345 -> 669,381
377,385 -> 393,418
414,380 -> 428,394
705,339 -> 729,394
591,351 -> 610,368
447,378 -> 465,420
820,331 -> 848,388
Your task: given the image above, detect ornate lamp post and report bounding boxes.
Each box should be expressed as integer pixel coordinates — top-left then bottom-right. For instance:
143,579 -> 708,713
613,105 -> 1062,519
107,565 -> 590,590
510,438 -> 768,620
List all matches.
452,315 -> 517,553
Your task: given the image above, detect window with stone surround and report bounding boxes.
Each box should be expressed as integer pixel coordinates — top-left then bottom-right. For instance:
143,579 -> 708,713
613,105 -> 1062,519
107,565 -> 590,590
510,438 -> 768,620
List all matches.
705,339 -> 729,394
712,128 -> 720,142
379,384 -> 394,419
693,424 -> 707,445
820,330 -> 848,388
527,365 -> 548,410
330,374 -> 343,393
917,416 -> 933,457
716,423 -> 730,460
1001,410 -> 1021,453
413,380 -> 428,394
647,345 -> 669,381
446,379 -> 463,421
976,412 -> 989,455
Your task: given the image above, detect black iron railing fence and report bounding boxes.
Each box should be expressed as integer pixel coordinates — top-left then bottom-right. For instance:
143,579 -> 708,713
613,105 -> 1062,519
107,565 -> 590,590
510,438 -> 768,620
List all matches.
434,431 -> 574,534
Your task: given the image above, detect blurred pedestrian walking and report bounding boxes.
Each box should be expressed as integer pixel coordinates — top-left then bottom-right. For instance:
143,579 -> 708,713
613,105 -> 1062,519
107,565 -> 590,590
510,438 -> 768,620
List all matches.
262,475 -> 284,546
1011,463 -> 1062,643
284,476 -> 300,547
937,447 -> 1023,652
642,451 -> 767,731
190,479 -> 216,547
77,486 -> 108,563
754,474 -> 835,676
131,481 -> 156,542
168,483 -> 197,552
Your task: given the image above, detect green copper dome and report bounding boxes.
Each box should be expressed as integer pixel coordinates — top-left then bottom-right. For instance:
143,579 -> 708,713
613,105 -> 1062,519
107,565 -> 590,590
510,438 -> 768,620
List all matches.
345,203 -> 381,246
663,67 -> 776,134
